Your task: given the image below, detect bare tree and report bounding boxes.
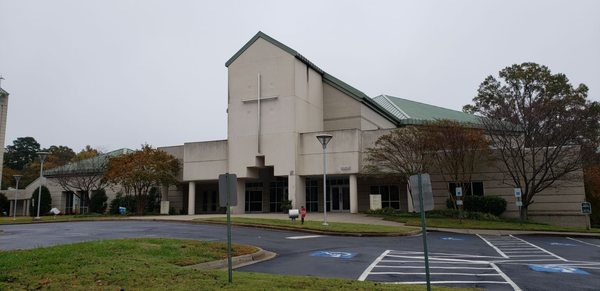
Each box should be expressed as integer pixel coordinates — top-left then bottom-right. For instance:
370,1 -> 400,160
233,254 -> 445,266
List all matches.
45,154 -> 109,214
365,127 -> 433,180
464,63 -> 600,220
424,120 -> 491,209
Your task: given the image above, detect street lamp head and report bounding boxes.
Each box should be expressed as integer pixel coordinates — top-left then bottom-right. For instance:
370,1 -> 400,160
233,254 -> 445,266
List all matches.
316,134 -> 333,149
13,174 -> 22,182
37,151 -> 50,162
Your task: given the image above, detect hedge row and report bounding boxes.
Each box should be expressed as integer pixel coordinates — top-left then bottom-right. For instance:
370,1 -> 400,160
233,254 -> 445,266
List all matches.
447,195 -> 507,216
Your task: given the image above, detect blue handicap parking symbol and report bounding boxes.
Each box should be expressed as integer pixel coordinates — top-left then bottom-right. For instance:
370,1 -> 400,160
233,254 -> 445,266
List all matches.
441,237 -> 465,241
549,242 -> 576,247
528,264 -> 589,275
310,251 -> 357,259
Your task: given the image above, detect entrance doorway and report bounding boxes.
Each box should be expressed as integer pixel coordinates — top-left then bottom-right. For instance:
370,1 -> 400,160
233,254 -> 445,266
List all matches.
330,185 -> 350,212
245,182 -> 263,212
269,177 -> 288,212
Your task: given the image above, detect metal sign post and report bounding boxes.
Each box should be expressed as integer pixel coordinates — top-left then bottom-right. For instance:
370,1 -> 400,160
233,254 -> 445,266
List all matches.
581,202 -> 592,230
418,173 -> 431,291
410,173 -> 432,291
455,186 -> 463,222
226,174 -> 232,284
219,173 -> 237,284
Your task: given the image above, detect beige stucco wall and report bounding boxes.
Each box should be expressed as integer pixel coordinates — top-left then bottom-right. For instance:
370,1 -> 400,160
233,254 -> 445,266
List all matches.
0,93 -> 8,189
181,141 -> 227,181
298,129 -> 361,176
227,38 -> 324,180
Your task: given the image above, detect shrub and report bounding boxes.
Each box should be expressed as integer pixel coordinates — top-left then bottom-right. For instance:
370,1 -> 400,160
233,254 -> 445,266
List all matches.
90,189 -> 108,214
482,195 -> 507,216
109,192 -> 136,214
447,195 -> 507,217
30,186 -> 52,216
109,190 -> 162,215
0,193 -> 9,215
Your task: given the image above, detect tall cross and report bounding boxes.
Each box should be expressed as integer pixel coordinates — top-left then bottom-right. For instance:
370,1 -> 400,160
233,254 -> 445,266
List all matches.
0,75 -> 4,88
241,73 -> 278,154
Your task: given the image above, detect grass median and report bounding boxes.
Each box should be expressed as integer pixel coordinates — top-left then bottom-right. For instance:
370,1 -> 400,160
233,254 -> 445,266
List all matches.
196,217 -> 418,235
0,238 -> 473,291
0,214 -> 125,225
374,214 -> 600,233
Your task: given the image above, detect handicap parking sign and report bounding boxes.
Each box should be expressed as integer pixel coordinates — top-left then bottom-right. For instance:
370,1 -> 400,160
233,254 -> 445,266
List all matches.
529,264 -> 589,275
310,251 -> 357,259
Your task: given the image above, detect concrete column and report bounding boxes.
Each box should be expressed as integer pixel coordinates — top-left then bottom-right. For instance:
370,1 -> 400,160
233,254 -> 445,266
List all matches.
349,174 -> 358,213
231,179 -> 246,214
288,175 -> 305,209
24,200 -> 29,216
188,182 -> 196,215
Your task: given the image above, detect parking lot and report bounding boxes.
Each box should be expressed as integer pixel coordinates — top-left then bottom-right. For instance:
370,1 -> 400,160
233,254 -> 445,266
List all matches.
358,234 -> 600,290
1,221 -> 599,290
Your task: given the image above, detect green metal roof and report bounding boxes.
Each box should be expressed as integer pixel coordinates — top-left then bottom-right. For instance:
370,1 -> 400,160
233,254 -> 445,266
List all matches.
372,94 -> 482,126
44,148 -> 134,176
0,87 -> 8,96
225,32 -> 488,129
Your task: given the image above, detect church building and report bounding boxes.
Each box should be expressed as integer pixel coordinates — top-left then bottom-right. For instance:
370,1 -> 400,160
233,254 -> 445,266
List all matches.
158,32 -> 588,227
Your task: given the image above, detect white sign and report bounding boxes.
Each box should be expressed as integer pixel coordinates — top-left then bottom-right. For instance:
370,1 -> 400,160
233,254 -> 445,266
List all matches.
160,201 -> 170,214
514,188 -> 522,198
456,199 -> 463,206
516,201 -> 523,207
455,187 -> 463,197
409,173 -> 434,212
369,194 -> 382,210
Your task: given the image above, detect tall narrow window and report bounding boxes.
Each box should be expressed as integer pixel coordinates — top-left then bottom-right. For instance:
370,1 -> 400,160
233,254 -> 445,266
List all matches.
370,185 -> 401,209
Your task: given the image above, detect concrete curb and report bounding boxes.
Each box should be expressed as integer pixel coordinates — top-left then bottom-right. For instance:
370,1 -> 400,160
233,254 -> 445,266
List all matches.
185,248 -> 276,270
192,219 -> 422,237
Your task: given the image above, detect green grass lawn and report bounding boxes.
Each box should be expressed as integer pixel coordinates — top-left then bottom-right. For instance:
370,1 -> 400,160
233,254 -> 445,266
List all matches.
0,238 -> 474,291
0,214 -> 125,225
376,215 -> 600,233
196,217 -> 418,234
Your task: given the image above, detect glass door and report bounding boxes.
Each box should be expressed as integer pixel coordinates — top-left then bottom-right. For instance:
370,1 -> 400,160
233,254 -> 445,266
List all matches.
245,183 -> 263,212
330,185 -> 350,212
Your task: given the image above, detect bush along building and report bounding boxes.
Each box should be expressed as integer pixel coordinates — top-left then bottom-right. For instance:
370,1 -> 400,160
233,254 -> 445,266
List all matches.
158,32 -> 588,227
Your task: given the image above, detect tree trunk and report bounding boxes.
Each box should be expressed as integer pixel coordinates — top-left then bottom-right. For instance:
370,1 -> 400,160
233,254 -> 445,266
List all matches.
519,205 -> 528,221
137,194 -> 145,216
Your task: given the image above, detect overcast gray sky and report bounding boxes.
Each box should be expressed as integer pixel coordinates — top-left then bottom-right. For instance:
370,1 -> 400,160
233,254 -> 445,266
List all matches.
1,0 -> 598,152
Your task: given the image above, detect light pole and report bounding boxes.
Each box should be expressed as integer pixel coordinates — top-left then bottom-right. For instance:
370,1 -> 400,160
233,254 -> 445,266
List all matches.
35,151 -> 50,220
316,134 -> 332,226
12,174 -> 22,220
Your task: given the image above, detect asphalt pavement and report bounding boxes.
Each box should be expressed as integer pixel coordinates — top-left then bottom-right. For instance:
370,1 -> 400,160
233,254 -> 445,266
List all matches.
1,220 -> 599,291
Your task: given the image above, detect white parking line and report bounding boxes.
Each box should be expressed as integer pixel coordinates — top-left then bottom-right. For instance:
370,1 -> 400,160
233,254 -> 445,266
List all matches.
285,235 -> 324,240
509,235 -> 567,261
375,266 -> 494,270
490,263 -> 522,291
567,237 -> 600,248
357,250 -> 390,281
369,272 -> 501,276
384,281 -> 511,285
360,249 -> 520,290
477,234 -> 509,258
